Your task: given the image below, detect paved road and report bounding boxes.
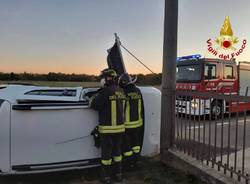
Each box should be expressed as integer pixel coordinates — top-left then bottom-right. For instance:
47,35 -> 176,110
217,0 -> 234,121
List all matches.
176,113 -> 250,150
175,112 -> 250,174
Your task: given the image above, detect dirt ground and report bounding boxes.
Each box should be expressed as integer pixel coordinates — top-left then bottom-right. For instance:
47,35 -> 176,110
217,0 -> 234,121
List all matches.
0,157 -> 202,184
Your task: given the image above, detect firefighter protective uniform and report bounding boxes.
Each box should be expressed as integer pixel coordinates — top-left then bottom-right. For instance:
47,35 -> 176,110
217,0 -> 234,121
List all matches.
90,69 -> 126,184
119,74 -> 144,170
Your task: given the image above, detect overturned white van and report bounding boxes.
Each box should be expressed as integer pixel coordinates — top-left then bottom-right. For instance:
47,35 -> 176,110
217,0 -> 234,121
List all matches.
0,84 -> 161,174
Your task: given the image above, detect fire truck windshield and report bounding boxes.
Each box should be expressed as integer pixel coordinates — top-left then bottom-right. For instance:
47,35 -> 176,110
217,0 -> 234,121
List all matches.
176,64 -> 201,82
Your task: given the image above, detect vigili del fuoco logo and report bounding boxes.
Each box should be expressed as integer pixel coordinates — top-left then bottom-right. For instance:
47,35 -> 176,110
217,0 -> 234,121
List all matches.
207,16 -> 247,60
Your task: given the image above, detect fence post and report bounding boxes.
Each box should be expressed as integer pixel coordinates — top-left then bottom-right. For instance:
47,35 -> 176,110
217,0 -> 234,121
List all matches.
160,0 -> 178,156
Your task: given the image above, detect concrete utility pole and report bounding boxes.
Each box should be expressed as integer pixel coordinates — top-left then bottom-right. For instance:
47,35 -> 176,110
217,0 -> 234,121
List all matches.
160,0 -> 178,155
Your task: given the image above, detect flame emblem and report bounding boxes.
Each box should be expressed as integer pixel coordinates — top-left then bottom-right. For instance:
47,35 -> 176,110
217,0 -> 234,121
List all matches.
215,16 -> 238,50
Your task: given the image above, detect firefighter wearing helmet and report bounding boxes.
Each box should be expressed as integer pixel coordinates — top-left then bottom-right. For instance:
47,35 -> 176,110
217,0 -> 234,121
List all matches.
119,73 -> 144,171
89,68 -> 126,184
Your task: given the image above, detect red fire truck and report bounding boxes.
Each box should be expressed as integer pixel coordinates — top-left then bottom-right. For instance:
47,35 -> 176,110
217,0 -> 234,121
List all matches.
176,55 -> 250,117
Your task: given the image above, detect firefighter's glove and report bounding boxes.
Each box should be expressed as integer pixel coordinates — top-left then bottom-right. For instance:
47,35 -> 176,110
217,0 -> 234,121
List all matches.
91,126 -> 101,148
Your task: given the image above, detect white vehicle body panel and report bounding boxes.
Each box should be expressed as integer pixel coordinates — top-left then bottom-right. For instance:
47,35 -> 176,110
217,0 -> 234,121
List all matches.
140,87 -> 161,156
11,107 -> 99,170
0,100 -> 11,173
0,85 -> 161,174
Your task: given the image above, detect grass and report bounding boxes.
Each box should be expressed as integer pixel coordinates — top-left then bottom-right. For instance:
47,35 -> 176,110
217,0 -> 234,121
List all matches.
0,157 -> 202,184
124,156 -> 201,184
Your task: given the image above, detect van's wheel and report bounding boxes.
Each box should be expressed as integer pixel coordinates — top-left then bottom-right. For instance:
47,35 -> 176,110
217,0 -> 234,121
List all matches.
211,101 -> 223,119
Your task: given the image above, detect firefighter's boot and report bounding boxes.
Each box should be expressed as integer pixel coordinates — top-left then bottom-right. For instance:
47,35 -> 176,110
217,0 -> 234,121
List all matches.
101,165 -> 112,184
132,153 -> 140,169
123,156 -> 134,172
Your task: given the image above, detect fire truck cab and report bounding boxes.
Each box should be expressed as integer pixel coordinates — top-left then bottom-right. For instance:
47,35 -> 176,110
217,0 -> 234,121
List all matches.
176,55 -> 250,117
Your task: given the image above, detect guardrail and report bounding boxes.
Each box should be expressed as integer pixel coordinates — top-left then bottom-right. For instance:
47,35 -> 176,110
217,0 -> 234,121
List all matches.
174,89 -> 250,183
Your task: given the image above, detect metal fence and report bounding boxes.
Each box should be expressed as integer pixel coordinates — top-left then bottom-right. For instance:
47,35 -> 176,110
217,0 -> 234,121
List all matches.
174,89 -> 250,183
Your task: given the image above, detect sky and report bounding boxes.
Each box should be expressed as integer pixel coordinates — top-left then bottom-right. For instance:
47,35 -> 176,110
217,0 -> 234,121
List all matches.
0,0 -> 250,75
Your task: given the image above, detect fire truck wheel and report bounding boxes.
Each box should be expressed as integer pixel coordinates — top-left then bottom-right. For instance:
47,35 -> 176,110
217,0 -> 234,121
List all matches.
211,101 -> 223,119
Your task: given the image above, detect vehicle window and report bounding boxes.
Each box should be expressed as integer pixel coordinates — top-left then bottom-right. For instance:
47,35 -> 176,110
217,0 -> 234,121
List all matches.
204,64 -> 216,79
176,65 -> 201,82
25,89 -> 77,97
224,65 -> 234,79
81,88 -> 100,102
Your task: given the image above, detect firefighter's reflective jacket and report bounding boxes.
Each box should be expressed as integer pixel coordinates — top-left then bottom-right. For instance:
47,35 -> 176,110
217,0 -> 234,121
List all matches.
90,85 -> 126,134
123,84 -> 143,129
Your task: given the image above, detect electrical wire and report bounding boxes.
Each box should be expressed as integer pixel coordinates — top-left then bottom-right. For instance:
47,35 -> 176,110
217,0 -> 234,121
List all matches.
120,44 -> 157,75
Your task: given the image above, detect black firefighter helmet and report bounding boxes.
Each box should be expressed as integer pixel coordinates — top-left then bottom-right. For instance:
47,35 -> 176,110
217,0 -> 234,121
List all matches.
118,73 -> 138,87
100,68 -> 117,85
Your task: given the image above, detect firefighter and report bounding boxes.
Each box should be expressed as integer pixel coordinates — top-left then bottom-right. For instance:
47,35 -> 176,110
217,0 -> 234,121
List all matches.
119,73 -> 143,170
89,68 -> 126,184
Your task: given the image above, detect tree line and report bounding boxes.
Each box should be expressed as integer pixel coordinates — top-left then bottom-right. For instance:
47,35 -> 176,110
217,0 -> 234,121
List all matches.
0,72 -> 162,85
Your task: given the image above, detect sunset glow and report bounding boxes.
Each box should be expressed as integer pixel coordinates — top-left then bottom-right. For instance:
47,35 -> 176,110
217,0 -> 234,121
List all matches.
0,0 -> 249,75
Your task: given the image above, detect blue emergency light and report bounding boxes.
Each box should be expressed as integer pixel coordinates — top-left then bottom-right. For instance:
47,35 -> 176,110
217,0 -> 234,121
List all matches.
177,54 -> 202,61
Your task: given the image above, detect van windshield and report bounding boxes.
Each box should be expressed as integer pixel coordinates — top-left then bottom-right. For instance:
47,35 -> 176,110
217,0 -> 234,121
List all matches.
176,65 -> 201,82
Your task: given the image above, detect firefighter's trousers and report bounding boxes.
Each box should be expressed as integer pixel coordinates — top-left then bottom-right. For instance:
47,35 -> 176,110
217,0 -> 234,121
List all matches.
123,127 -> 142,167
100,133 -> 123,176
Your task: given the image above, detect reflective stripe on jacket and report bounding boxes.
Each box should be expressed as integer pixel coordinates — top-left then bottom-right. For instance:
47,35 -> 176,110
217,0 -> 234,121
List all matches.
90,84 -> 126,134
124,84 -> 143,129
